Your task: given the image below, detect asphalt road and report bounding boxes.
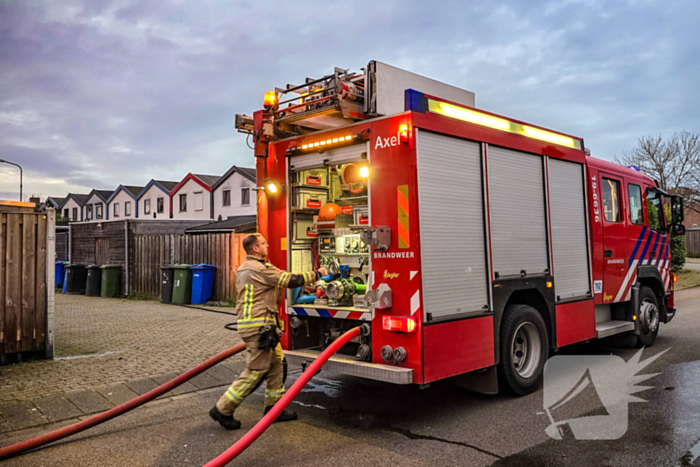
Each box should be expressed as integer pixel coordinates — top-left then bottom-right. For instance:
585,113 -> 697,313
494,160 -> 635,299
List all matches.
3,288 -> 700,467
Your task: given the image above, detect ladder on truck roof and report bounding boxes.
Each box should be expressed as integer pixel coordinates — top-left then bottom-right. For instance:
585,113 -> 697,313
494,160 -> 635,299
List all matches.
273,67 -> 368,132
234,66 -> 369,138
234,61 -> 476,140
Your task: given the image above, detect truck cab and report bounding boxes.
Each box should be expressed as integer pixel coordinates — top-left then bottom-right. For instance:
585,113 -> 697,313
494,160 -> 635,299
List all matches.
587,157 -> 682,342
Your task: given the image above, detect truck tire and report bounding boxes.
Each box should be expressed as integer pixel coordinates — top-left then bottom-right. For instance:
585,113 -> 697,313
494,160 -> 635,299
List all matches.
497,304 -> 549,396
636,286 -> 660,347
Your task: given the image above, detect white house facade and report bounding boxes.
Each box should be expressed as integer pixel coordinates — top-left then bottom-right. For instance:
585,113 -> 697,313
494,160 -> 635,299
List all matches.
170,174 -> 218,220
107,185 -> 143,219
59,194 -> 88,221
212,166 -> 256,220
82,189 -> 112,221
137,180 -> 177,220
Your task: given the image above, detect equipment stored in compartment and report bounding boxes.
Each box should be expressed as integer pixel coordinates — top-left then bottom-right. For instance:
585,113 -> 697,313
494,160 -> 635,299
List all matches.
293,187 -> 328,211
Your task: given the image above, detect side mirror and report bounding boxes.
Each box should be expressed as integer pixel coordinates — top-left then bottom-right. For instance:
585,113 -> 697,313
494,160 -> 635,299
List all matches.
673,223 -> 686,236
671,195 -> 684,225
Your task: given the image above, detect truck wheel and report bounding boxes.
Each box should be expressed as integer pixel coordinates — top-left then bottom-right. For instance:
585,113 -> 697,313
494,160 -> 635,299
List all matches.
498,304 -> 549,396
636,286 -> 659,347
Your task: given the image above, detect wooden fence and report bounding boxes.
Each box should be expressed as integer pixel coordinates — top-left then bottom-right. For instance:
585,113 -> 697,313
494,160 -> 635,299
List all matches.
686,228 -> 700,258
130,233 -> 248,301
1,211 -> 53,359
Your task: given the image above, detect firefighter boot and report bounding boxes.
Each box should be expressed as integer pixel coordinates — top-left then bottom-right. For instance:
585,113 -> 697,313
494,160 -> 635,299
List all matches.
264,405 -> 298,422
209,406 -> 241,430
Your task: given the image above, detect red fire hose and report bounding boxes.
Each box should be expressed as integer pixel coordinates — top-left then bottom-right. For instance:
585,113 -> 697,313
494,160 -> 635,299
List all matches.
0,342 -> 247,461
203,326 -> 363,467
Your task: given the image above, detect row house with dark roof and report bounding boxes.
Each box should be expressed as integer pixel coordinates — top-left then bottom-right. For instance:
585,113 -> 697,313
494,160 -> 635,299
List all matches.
212,165 -> 256,221
83,189 -> 113,221
39,196 -> 64,211
170,173 -> 221,220
58,193 -> 89,221
107,185 -> 144,219
137,179 -> 178,219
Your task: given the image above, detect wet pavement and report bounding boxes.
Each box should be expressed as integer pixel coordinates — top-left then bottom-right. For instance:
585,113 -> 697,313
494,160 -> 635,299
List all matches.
2,287 -> 700,466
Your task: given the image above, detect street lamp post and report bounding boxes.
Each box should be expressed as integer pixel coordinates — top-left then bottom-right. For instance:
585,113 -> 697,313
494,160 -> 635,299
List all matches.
0,159 -> 23,201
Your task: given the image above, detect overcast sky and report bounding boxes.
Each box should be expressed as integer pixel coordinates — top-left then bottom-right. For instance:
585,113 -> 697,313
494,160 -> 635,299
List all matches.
1,0 -> 698,201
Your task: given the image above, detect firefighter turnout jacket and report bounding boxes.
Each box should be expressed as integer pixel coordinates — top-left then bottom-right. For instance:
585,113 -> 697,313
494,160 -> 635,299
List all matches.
236,255 -> 320,338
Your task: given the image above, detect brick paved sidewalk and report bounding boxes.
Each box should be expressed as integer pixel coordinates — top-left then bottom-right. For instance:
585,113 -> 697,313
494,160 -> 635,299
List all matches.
0,294 -> 245,434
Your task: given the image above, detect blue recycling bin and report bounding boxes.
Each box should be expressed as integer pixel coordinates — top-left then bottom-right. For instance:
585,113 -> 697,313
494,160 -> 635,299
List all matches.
190,264 -> 216,305
55,261 -> 67,288
62,266 -> 69,293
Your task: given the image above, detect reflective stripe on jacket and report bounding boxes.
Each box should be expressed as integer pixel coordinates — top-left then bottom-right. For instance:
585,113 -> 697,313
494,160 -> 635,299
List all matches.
236,255 -> 319,338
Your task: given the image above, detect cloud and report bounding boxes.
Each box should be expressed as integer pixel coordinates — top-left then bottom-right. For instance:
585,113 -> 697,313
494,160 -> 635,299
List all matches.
1,0 -> 699,200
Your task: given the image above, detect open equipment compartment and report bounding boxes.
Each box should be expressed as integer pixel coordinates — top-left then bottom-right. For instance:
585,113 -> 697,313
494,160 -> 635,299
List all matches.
286,141 -> 373,358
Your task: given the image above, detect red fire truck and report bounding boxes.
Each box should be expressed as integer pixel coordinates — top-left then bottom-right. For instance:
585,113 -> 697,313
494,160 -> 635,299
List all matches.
235,61 -> 685,395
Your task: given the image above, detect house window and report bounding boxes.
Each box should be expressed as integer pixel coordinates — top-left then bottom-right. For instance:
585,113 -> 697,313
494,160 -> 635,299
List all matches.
64,208 -> 69,219
72,207 -> 78,220
125,201 -> 131,216
96,203 -> 103,219
114,203 -> 120,217
157,197 -> 164,213
241,188 -> 250,206
602,178 -> 621,223
179,194 -> 187,212
628,184 -> 643,225
86,204 -> 93,220
144,199 -> 151,214
194,191 -> 203,211
223,190 -> 231,207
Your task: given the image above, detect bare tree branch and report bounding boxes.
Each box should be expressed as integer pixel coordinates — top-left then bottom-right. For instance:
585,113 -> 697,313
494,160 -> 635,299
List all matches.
614,131 -> 700,209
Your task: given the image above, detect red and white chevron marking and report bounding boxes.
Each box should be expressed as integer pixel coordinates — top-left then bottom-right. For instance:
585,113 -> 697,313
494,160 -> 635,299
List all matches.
286,307 -> 373,321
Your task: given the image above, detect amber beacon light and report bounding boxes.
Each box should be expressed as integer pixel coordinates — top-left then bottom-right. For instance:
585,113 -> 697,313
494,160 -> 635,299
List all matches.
263,92 -> 278,110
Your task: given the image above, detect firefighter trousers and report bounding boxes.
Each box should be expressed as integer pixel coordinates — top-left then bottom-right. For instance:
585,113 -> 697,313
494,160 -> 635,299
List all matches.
216,335 -> 285,416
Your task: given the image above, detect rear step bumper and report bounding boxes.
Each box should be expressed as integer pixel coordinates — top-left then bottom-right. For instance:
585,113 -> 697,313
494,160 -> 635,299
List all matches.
664,307 -> 676,323
284,349 -> 414,385
596,320 -> 635,339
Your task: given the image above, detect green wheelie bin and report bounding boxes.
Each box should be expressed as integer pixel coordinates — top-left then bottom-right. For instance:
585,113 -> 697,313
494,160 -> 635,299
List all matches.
100,265 -> 122,298
171,264 -> 193,304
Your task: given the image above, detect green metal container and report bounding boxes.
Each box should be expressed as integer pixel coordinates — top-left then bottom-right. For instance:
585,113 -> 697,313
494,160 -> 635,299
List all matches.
100,265 -> 122,298
171,264 -> 193,304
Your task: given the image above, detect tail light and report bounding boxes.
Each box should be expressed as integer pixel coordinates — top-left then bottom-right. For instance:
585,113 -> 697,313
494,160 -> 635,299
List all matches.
382,315 -> 416,333
399,124 -> 409,144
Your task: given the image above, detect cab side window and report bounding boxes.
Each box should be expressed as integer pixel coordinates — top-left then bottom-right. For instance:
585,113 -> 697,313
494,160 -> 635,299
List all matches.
628,184 -> 643,225
602,178 -> 621,222
646,189 -> 665,232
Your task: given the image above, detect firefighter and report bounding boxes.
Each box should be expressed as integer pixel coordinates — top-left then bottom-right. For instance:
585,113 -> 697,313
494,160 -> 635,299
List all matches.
209,233 -> 327,429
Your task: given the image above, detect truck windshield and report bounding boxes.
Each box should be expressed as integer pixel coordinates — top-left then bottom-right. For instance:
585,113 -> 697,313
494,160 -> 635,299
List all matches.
646,189 -> 666,232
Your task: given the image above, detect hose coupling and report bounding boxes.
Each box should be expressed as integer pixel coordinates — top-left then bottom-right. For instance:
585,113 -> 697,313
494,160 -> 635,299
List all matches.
360,323 -> 371,336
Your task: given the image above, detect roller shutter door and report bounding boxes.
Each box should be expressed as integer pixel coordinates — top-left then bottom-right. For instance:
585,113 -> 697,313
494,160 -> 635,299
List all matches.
488,146 -> 549,277
289,143 -> 368,171
548,158 -> 591,300
416,130 -> 489,319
